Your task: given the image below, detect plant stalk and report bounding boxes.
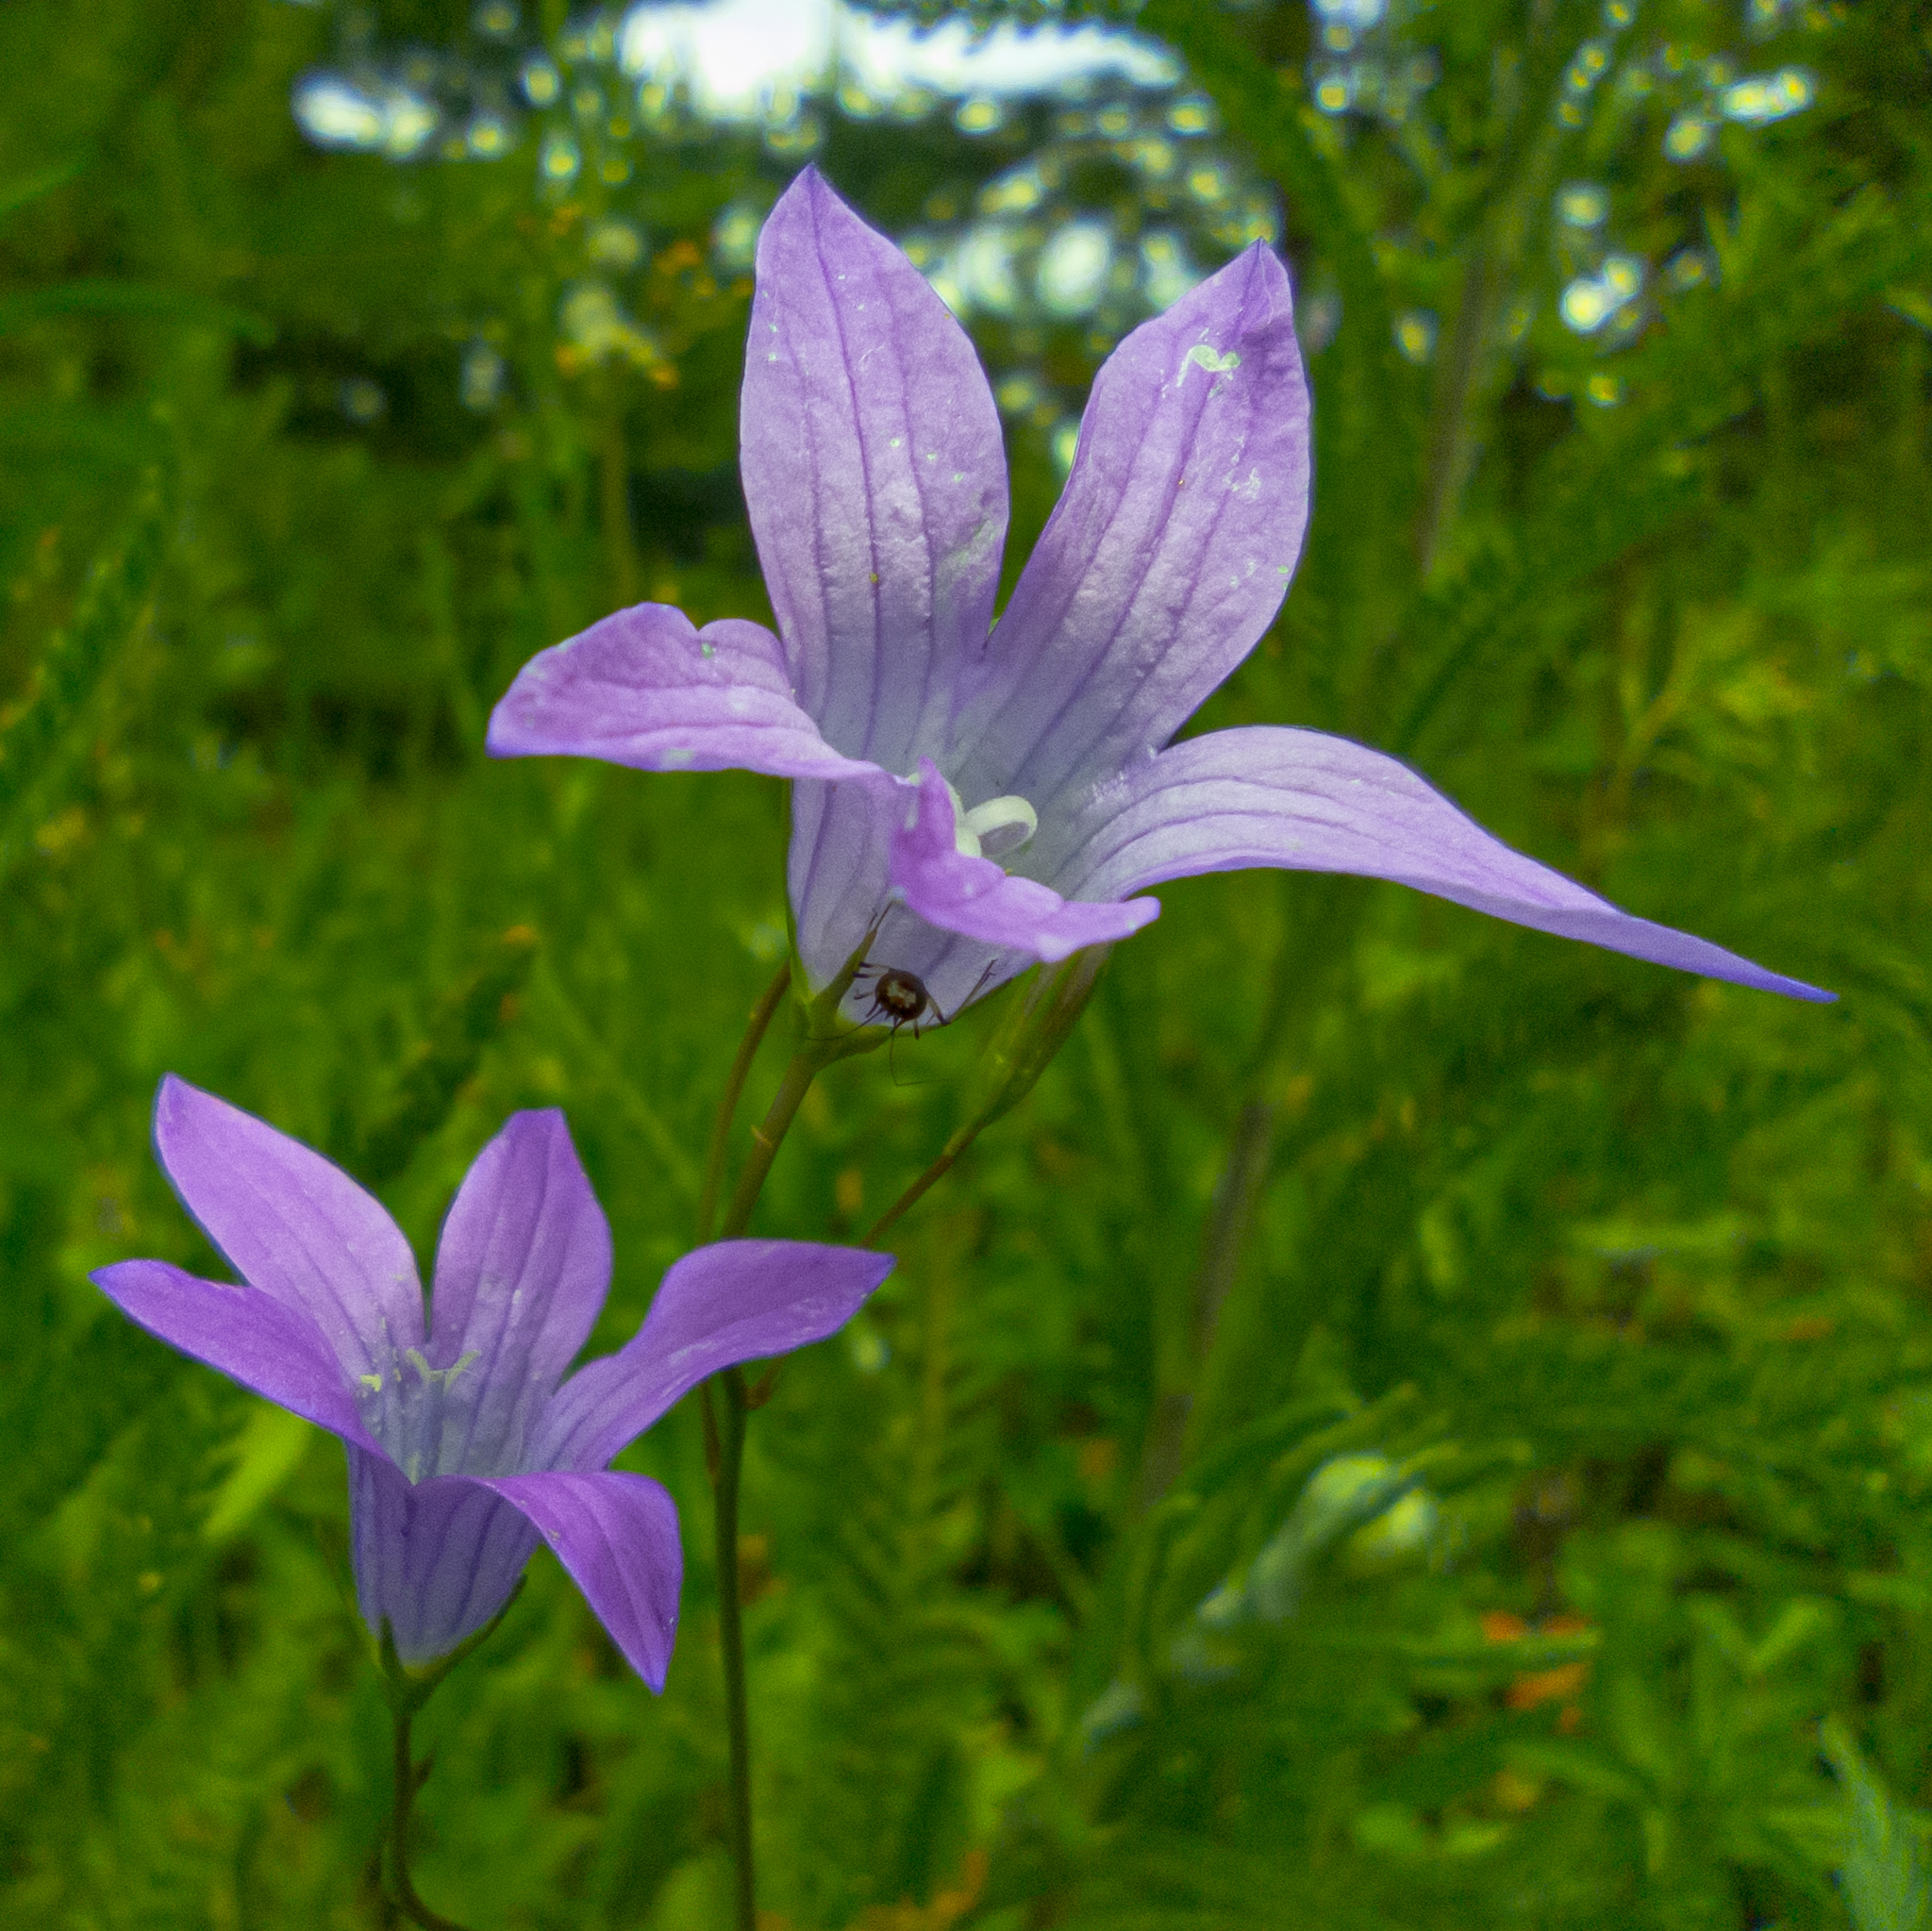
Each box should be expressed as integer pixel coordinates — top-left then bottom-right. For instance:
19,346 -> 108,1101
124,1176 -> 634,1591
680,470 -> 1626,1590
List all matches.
697,961 -> 791,1243
712,1363 -> 757,1931
375,1590 -> 521,1931
702,933 -> 884,1931
387,1699 -> 469,1931
864,1129 -> 972,1250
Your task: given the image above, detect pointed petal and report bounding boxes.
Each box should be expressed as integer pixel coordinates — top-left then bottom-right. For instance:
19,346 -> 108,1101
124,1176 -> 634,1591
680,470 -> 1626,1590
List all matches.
475,1470 -> 682,1689
425,1110 -> 612,1474
1058,726 -> 1834,1001
151,1075 -> 423,1382
741,168 -> 1008,768
889,759 -> 1158,961
956,245 -> 1309,815
349,1451 -> 539,1664
488,603 -> 883,781
536,1240 -> 894,1471
92,1258 -> 385,1454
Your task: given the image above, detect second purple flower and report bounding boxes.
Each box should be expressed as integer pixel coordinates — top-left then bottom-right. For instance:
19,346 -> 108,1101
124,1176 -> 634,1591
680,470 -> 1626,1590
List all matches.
94,1076 -> 892,1685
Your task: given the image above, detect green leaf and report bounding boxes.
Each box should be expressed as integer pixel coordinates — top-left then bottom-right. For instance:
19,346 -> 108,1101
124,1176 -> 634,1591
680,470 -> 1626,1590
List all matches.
1824,1719 -> 1932,1931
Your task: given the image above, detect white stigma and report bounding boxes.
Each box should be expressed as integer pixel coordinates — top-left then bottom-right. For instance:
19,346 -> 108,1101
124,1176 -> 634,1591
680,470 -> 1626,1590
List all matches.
921,773 -> 1040,864
961,794 -> 1039,861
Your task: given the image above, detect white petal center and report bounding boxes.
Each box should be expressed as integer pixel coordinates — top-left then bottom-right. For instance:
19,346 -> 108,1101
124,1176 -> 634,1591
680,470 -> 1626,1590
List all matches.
961,793 -> 1038,861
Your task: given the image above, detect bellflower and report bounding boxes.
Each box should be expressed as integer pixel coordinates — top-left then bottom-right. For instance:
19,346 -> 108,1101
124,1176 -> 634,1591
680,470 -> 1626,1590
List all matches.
92,1076 -> 892,1684
490,168 -> 1827,1013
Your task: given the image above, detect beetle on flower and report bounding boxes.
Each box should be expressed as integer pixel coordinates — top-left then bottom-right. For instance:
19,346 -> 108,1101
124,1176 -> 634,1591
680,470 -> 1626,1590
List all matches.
490,166 -> 1827,1014
93,1075 -> 892,1684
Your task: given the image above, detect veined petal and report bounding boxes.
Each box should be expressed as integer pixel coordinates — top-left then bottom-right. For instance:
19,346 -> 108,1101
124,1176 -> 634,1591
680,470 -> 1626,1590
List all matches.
890,759 -> 1158,962
535,1240 -> 893,1472
348,1451 -> 541,1664
789,774 -> 898,993
425,1110 -> 611,1476
741,168 -> 1008,769
1058,726 -> 1833,1001
151,1074 -> 423,1383
488,603 -> 882,781
92,1258 -> 385,1455
474,1470 -> 682,1690
954,244 -> 1309,817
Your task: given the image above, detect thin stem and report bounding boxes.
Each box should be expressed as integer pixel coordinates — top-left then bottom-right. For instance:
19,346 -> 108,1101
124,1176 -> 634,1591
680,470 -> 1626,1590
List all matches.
1130,1099 -> 1279,1515
719,1043 -> 824,1240
864,1129 -> 974,1250
701,930 -> 885,1931
375,1590 -> 519,1931
1414,242 -> 1495,577
388,1701 -> 469,1931
598,377 -> 638,608
697,961 -> 791,1243
707,1042 -> 824,1931
713,1364 -> 757,1931
866,947 -> 1115,1250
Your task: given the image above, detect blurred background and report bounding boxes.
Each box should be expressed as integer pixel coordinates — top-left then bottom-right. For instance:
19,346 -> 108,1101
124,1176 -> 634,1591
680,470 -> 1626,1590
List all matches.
1,1 -> 1928,1924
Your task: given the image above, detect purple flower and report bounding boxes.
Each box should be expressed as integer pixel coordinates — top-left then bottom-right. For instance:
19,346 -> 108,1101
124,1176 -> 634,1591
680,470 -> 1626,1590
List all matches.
490,168 -> 1827,1012
92,1075 -> 891,1685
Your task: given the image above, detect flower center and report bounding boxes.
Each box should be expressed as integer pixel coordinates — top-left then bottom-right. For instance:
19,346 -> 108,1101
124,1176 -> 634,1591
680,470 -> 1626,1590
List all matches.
362,1346 -> 483,1482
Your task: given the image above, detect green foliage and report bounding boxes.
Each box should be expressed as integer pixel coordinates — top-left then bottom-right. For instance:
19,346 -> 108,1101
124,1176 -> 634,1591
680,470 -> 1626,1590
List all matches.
1825,1719 -> 1932,1931
0,0 -> 1927,1926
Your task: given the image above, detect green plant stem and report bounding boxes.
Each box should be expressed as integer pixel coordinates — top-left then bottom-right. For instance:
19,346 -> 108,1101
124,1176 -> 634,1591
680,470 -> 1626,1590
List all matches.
1131,1097 -> 1279,1514
703,937 -> 884,1931
720,1041 -> 824,1240
375,1589 -> 521,1931
708,1037 -> 836,1931
866,947 -> 1115,1250
388,1698 -> 468,1931
1414,242 -> 1496,577
864,1124 -> 976,1250
598,374 -> 638,608
697,961 -> 791,1243
712,1362 -> 757,1931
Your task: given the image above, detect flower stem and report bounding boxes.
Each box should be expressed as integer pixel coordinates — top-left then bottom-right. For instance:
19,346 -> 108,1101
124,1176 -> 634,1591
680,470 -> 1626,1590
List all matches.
712,1362 -> 757,1931
719,1041 -> 824,1240
598,373 -> 638,608
703,935 -> 885,1931
863,1126 -> 974,1250
697,961 -> 791,1244
375,1589 -> 522,1931
866,948 -> 1113,1250
706,1034 -> 842,1931
387,1698 -> 468,1931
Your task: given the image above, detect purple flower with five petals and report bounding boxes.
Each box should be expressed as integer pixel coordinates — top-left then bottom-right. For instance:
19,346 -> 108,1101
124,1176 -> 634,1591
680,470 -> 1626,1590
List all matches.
92,1076 -> 891,1685
490,167 -> 1827,1013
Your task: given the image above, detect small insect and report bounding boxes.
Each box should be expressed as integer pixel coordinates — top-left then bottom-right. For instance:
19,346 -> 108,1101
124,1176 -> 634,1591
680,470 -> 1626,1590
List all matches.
850,958 -> 999,1046
853,963 -> 950,1039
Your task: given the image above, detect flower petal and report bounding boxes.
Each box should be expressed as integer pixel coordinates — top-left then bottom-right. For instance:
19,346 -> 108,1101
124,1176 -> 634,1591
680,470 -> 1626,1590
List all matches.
488,603 -> 882,781
349,1451 -> 539,1664
151,1074 -> 424,1383
741,168 -> 1008,768
954,243 -> 1309,817
788,776 -> 1032,1020
474,1470 -> 682,1690
92,1258 -> 385,1454
1057,725 -> 1833,1001
890,759 -> 1158,962
788,774 -> 899,992
535,1240 -> 894,1472
425,1110 -> 612,1475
